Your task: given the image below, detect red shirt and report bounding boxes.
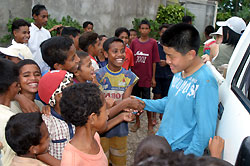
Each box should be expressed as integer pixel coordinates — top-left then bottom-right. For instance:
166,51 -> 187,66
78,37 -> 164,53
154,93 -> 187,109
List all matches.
130,38 -> 160,88
122,47 -> 134,70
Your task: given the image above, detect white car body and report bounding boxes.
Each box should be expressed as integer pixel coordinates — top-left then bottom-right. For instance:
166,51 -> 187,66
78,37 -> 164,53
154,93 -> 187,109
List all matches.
207,23 -> 250,164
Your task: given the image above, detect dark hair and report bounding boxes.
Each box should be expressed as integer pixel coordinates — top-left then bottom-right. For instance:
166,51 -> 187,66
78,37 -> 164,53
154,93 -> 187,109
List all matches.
205,25 -> 215,36
198,156 -> 233,166
17,59 -> 41,74
61,27 -> 80,38
159,24 -> 171,31
78,32 -> 98,52
98,35 -> 107,41
182,16 -> 192,23
139,20 -> 151,28
5,112 -> 43,156
11,19 -> 31,34
129,29 -> 137,33
160,23 -> 200,55
41,36 -> 74,70
60,83 -> 103,127
115,27 -> 130,37
32,4 -> 47,16
82,21 -> 93,28
76,51 -> 89,70
0,58 -> 19,94
222,26 -> 241,47
134,135 -> 172,165
103,37 -> 124,52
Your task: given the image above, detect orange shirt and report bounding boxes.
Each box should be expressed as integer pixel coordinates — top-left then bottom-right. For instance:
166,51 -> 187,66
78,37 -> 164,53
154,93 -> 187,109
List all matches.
61,133 -> 108,166
122,47 -> 134,70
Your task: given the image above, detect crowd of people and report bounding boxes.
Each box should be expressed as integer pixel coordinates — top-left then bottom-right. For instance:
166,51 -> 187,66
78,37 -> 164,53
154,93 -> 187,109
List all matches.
0,3 -> 248,166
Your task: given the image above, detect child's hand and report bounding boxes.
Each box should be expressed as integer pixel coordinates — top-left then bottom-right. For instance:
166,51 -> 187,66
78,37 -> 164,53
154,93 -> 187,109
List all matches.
151,78 -> 156,88
209,136 -> 225,159
41,105 -> 51,117
125,97 -> 145,110
202,54 -> 210,63
105,97 -> 115,108
159,60 -> 167,67
16,94 -> 40,113
121,112 -> 135,122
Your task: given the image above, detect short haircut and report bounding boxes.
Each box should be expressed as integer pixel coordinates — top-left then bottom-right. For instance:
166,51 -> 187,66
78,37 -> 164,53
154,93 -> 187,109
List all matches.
139,19 -> 151,28
134,135 -> 172,165
5,112 -> 43,156
41,36 -> 74,70
222,26 -> 241,47
60,83 -> 104,127
82,21 -> 93,28
78,32 -> 98,52
98,35 -> 107,41
76,51 -> 89,70
0,58 -> 19,94
61,27 -> 80,38
159,24 -> 171,31
17,59 -> 41,74
32,4 -> 47,16
182,16 -> 192,23
129,29 -> 137,33
115,27 -> 130,37
11,19 -> 31,34
205,25 -> 215,36
103,37 -> 124,53
160,23 -> 200,55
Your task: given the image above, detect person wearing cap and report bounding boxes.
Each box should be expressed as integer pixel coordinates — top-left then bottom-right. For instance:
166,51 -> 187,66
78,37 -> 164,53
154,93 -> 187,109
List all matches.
212,16 -> 246,74
36,70 -> 74,166
0,44 -> 33,64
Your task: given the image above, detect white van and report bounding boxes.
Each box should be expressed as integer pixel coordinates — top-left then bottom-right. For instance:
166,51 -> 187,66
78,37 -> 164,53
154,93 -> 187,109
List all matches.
207,23 -> 250,164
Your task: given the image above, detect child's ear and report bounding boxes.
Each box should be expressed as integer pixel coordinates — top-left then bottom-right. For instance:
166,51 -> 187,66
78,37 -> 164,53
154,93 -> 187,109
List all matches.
29,145 -> 38,155
53,63 -> 63,70
104,51 -> 109,59
33,14 -> 38,20
187,50 -> 196,60
89,113 -> 98,125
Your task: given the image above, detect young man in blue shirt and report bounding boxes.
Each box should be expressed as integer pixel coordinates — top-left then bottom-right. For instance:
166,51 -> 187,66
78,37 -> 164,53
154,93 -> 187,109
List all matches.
137,23 -> 218,156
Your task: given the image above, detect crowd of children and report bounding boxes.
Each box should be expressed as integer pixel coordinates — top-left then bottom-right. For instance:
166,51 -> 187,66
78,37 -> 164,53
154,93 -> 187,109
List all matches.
1,3 -> 246,166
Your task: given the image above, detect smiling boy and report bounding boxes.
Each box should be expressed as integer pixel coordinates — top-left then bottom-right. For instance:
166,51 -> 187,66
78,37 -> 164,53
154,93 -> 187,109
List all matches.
136,23 -> 218,156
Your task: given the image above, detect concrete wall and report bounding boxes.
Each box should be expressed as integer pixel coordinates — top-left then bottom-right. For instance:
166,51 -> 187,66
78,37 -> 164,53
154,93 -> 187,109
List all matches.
32,0 -> 167,37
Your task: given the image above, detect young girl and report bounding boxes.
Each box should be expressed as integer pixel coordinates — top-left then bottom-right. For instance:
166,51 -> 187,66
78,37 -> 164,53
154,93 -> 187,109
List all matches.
11,59 -> 44,114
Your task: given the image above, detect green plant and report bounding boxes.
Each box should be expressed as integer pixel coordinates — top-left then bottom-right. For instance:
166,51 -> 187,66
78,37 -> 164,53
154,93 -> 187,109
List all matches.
156,4 -> 195,24
216,12 -> 232,22
132,18 -> 160,40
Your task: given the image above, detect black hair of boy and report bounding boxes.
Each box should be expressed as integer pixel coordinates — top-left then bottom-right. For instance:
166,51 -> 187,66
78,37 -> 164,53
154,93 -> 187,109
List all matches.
115,27 -> 130,37
61,27 -> 80,38
129,29 -> 137,32
103,37 -> 124,53
134,135 -> 172,165
17,59 -> 41,73
0,59 -> 19,94
76,51 -> 89,70
40,36 -> 74,70
160,23 -> 200,55
205,25 -> 215,36
32,4 -> 47,16
60,83 -> 103,127
5,112 -> 43,156
11,19 -> 31,34
78,32 -> 98,52
139,20 -> 151,28
98,35 -> 107,41
82,21 -> 93,28
159,24 -> 171,31
182,16 -> 192,24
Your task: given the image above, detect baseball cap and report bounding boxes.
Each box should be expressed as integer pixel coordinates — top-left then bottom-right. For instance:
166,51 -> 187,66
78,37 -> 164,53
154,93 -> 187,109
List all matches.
210,27 -> 223,36
0,44 -> 33,60
38,70 -> 73,106
216,16 -> 246,34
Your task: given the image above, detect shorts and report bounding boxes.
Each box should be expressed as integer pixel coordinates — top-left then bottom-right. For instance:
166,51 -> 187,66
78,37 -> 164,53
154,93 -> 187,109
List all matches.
132,83 -> 150,99
152,77 -> 172,97
101,136 -> 127,166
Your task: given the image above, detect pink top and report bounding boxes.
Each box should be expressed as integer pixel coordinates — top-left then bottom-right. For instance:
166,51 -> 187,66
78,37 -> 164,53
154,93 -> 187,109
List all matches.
61,133 -> 108,166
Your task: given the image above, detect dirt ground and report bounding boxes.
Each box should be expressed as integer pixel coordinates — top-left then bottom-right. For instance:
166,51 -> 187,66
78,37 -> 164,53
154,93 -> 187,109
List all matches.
127,112 -> 160,166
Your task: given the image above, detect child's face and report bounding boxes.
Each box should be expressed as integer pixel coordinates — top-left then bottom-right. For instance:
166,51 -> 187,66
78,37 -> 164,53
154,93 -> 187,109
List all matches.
118,32 -> 129,45
71,34 -> 80,51
163,46 -> 193,74
33,9 -> 48,27
139,24 -> 151,37
91,38 -> 101,57
6,56 -> 21,64
106,41 -> 125,69
84,24 -> 93,32
76,56 -> 95,82
19,64 -> 41,94
95,94 -> 108,131
13,26 -> 30,44
129,31 -> 137,41
98,37 -> 108,58
9,81 -> 20,101
62,44 -> 80,73
32,122 -> 50,155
